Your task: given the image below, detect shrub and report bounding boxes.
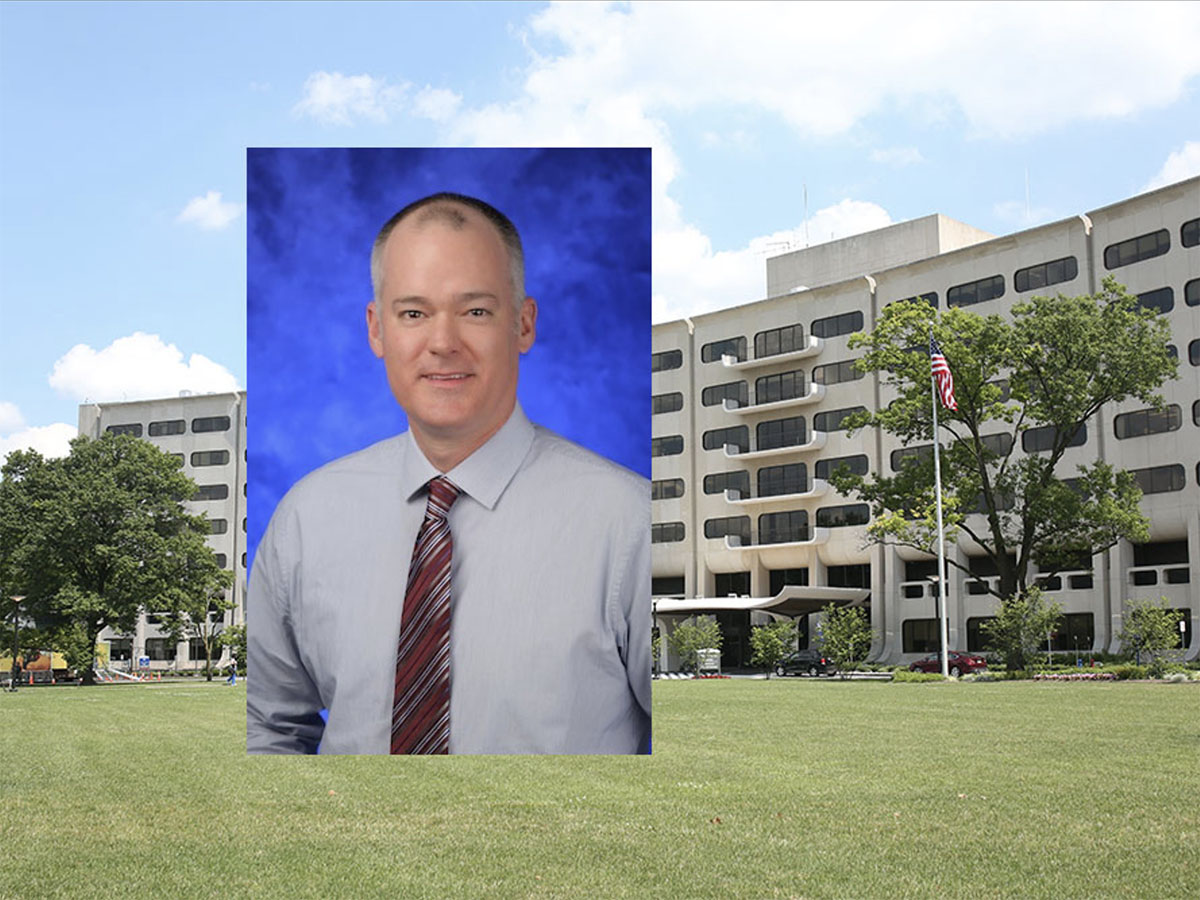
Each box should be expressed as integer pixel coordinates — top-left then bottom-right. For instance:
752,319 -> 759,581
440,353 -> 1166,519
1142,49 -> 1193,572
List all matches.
892,670 -> 945,683
1111,664 -> 1149,680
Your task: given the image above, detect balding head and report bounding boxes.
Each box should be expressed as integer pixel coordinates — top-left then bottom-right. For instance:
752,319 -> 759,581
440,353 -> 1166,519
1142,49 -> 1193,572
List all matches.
370,192 -> 525,312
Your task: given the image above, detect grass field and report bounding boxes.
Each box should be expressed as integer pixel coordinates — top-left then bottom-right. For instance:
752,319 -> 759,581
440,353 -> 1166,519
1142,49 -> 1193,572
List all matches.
1,679 -> 1197,899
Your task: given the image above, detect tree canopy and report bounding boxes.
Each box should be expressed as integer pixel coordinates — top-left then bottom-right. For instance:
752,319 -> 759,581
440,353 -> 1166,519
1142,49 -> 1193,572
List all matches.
818,604 -> 872,672
1,433 -> 232,683
829,277 -> 1176,605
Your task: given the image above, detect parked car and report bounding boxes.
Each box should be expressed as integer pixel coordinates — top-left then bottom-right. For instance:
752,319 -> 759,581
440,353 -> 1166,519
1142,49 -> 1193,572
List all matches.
775,649 -> 837,677
909,650 -> 988,676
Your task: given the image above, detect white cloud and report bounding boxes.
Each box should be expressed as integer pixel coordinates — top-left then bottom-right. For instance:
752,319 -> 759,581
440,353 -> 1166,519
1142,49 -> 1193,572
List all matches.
652,199 -> 893,322
512,2 -> 1200,140
311,2 -> 1200,320
1142,141 -> 1200,192
413,86 -> 463,122
0,401 -> 25,434
293,70 -> 408,125
176,191 -> 243,231
48,332 -> 240,403
870,147 -> 924,167
0,422 -> 76,463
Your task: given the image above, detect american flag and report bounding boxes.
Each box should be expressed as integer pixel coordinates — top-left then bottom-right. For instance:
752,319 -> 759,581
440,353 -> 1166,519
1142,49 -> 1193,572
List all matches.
929,336 -> 957,411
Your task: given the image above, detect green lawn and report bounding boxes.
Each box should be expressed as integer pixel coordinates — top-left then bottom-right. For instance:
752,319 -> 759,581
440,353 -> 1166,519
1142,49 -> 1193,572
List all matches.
1,679 -> 1197,899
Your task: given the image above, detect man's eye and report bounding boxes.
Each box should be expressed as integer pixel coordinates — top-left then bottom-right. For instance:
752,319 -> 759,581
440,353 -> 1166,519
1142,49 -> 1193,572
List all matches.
400,309 -> 424,320
467,308 -> 491,317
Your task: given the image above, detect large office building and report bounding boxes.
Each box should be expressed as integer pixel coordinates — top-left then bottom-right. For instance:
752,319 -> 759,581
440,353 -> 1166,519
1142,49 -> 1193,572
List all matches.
652,177 -> 1199,669
78,391 -> 247,671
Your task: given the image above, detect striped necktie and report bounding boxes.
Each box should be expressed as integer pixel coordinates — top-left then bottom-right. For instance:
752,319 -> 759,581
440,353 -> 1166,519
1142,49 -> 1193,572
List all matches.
391,476 -> 460,754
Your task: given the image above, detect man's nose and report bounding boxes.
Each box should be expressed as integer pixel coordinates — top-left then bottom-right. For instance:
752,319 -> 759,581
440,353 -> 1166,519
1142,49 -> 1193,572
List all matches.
426,313 -> 463,354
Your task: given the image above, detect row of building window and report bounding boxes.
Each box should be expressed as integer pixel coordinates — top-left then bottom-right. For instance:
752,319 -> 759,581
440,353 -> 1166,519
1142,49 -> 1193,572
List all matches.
889,407 -> 1184,472
696,504 -> 872,545
106,416 -> 232,438
659,312 -> 867,373
657,218 -> 1200,375
655,407 -> 870,458
655,455 -> 871,503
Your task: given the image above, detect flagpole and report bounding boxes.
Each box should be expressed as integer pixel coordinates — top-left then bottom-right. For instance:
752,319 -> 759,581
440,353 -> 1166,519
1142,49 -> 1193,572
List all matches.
930,331 -> 950,678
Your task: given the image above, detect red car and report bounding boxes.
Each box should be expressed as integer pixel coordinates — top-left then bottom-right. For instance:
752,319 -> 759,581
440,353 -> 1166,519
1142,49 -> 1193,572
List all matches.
909,651 -> 988,677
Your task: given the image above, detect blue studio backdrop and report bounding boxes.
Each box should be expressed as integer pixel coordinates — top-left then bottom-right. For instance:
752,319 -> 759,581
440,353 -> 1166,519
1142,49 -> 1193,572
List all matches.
246,147 -> 652,566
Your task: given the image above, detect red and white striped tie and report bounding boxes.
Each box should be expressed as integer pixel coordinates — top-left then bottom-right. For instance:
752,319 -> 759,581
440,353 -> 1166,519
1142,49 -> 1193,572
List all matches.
391,476 -> 460,754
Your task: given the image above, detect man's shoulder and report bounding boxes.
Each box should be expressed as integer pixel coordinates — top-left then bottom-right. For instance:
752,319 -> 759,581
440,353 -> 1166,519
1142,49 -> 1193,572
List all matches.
526,426 -> 646,501
278,434 -> 407,510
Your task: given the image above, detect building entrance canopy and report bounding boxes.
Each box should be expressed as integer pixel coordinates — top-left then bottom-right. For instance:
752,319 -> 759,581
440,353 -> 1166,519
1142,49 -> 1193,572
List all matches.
653,585 -> 869,619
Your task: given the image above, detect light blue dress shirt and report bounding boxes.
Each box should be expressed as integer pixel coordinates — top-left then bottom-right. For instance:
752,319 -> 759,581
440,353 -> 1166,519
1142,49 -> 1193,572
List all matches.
247,405 -> 651,754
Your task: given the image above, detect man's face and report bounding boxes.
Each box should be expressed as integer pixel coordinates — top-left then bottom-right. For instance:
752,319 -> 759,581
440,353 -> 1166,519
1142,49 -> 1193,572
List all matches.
367,209 -> 536,462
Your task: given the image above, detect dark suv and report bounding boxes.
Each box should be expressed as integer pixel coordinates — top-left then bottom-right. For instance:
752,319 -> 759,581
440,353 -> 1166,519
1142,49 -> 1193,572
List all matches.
774,649 -> 837,677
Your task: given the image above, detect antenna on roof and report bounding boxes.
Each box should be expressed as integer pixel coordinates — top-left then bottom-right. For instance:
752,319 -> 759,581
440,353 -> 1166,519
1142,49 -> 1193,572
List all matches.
803,183 -> 810,248
1025,167 -> 1031,224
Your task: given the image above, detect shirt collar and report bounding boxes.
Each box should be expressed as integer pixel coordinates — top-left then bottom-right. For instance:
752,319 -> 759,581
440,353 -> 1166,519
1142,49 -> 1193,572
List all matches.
399,403 -> 535,510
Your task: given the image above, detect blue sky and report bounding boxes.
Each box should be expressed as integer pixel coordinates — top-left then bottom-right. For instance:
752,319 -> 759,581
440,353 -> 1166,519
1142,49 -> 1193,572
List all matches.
2,0 -> 1199,461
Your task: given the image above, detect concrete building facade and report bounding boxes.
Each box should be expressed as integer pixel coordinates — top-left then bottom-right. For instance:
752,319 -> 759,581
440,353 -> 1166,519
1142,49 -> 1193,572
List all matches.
78,391 -> 247,671
652,178 -> 1200,669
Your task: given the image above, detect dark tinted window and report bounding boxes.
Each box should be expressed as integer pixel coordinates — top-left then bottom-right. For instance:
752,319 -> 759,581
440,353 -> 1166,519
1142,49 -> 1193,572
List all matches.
813,406 -> 866,432
1014,256 -> 1078,293
815,454 -> 868,480
816,503 -> 870,528
652,392 -> 684,415
652,522 -> 685,543
757,510 -> 809,544
758,463 -> 807,497
1186,279 -> 1200,307
703,426 -> 749,453
192,416 -> 231,433
105,423 -> 142,437
755,370 -> 806,404
757,416 -> 806,451
149,419 -> 186,437
1183,218 -> 1200,248
701,381 -> 747,408
812,359 -> 863,385
194,483 -> 229,501
652,435 -> 684,457
1131,464 -> 1185,494
704,470 -> 750,497
704,516 -> 751,544
1021,423 -> 1087,453
947,274 -> 1004,307
652,349 -> 683,372
191,450 -> 230,467
651,478 -> 685,501
1104,229 -> 1169,269
1114,405 -> 1181,439
754,324 -> 806,358
701,336 -> 747,363
1136,286 -> 1174,314
811,311 -> 863,339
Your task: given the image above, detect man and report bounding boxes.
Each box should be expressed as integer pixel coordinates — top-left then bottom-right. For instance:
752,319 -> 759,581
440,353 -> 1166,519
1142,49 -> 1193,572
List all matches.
247,192 -> 650,754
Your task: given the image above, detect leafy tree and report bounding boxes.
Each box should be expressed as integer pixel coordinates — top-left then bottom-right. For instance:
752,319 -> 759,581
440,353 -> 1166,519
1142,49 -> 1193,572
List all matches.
1,433 -> 231,684
818,604 -> 872,672
981,586 -> 1061,671
830,278 -> 1175,607
158,532 -> 236,682
749,619 -> 798,676
666,616 -> 722,673
220,624 -> 247,675
1118,598 -> 1183,667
